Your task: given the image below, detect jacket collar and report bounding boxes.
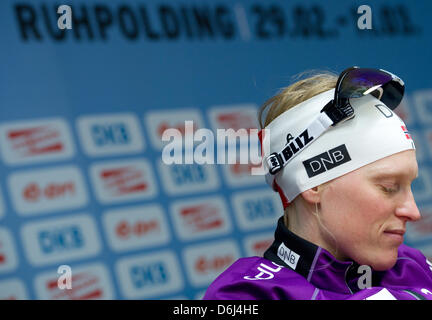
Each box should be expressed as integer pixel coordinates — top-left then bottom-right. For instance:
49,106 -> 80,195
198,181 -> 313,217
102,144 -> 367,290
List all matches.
264,216 -> 371,294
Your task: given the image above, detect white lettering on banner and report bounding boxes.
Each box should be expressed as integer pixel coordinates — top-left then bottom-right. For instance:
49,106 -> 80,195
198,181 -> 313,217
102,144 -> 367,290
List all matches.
103,205 -> 170,252
8,166 -> 88,216
0,228 -> 18,274
170,196 -> 231,241
182,240 -> 240,288
232,189 -> 281,231
90,159 -> 158,204
77,113 -> 145,156
116,251 -> 183,299
277,242 -> 300,270
35,264 -> 114,300
243,262 -> 283,281
20,214 -> 101,267
158,161 -> 219,195
0,118 -> 75,165
0,279 -> 28,300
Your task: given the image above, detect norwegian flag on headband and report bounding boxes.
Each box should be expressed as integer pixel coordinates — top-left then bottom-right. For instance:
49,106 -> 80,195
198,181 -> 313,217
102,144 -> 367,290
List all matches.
401,125 -> 412,140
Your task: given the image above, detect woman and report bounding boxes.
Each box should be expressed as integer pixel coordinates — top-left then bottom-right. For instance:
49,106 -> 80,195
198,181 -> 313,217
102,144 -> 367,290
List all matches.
203,67 -> 432,300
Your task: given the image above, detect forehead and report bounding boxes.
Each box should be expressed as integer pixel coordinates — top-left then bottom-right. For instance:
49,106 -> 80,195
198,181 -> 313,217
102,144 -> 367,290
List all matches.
361,150 -> 418,179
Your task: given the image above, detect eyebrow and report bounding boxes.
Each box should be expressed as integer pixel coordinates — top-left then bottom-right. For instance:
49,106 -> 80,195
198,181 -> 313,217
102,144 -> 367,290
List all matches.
368,168 -> 419,180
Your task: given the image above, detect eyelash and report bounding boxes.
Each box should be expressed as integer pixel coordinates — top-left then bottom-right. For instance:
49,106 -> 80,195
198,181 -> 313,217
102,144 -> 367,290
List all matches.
381,185 -> 398,194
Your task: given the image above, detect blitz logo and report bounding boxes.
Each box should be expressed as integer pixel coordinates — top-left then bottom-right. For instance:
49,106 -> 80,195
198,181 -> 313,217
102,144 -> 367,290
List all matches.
281,129 -> 314,162
303,144 -> 351,178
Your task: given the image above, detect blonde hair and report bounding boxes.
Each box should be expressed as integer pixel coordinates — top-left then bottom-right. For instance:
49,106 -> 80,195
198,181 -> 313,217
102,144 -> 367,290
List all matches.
258,70 -> 338,246
258,70 -> 338,129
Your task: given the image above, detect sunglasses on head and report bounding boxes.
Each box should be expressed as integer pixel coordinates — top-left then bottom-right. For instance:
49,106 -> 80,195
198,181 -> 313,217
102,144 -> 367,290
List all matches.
265,66 -> 405,178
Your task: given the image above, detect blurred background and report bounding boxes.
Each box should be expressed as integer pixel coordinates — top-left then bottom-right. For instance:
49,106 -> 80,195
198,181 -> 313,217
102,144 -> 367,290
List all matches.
0,0 -> 431,299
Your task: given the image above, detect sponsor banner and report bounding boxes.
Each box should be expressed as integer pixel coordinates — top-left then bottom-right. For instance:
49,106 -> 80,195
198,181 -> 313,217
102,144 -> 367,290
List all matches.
413,89 -> 432,124
243,232 -> 274,257
145,109 -> 205,150
158,161 -> 219,195
90,158 -> 158,204
8,166 -> 88,216
0,228 -> 18,274
20,214 -> 101,267
406,205 -> 432,243
115,250 -> 183,299
231,189 -> 282,231
412,167 -> 432,202
103,204 -> 170,252
407,130 -> 425,163
0,187 -> 4,220
34,263 -> 114,300
221,147 -> 265,187
0,118 -> 75,165
182,240 -> 240,288
207,104 -> 259,140
395,96 -> 415,126
170,196 -> 232,241
77,113 -> 145,157
422,129 -> 432,160
0,279 -> 28,300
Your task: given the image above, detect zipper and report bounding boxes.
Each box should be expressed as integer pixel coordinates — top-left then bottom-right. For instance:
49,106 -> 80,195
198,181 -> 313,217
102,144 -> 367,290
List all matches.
344,262 -> 354,294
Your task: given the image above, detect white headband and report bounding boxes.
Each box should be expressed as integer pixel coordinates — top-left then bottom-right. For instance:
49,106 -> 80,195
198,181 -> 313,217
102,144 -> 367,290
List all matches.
262,89 -> 415,208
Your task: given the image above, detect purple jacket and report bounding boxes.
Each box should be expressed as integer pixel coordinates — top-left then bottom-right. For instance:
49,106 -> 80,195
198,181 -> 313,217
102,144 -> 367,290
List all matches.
203,217 -> 432,300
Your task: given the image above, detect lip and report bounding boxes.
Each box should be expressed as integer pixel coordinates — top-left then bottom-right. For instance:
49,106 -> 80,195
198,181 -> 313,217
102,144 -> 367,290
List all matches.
383,229 -> 405,243
384,229 -> 405,236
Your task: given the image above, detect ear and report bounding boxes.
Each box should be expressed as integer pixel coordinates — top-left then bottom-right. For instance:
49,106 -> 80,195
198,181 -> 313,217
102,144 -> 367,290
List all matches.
301,186 -> 321,205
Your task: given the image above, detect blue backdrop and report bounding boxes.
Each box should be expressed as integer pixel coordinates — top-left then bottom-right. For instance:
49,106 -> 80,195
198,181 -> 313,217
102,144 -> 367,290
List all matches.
0,0 -> 431,299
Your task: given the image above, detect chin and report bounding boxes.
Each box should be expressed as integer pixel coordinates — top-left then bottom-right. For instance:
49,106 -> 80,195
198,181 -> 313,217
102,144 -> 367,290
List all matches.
368,250 -> 399,271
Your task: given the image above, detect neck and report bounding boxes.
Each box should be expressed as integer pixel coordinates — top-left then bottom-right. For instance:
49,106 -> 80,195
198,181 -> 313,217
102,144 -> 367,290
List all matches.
285,200 -> 346,261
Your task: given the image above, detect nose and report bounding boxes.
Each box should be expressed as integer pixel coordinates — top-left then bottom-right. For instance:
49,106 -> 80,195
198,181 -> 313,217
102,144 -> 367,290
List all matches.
395,188 -> 421,222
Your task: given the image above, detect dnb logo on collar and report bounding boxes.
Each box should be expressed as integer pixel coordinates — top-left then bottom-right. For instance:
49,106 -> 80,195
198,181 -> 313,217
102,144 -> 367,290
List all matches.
302,144 -> 351,178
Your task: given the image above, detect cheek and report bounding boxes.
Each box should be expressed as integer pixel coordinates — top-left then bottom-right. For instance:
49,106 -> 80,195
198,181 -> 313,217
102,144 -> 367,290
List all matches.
320,177 -> 389,235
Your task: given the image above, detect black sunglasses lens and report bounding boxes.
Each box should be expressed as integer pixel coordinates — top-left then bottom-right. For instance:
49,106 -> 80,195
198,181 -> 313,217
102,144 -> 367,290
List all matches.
338,68 -> 404,110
